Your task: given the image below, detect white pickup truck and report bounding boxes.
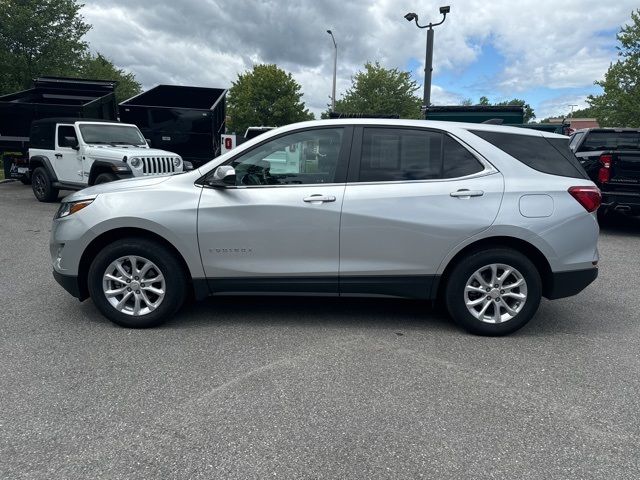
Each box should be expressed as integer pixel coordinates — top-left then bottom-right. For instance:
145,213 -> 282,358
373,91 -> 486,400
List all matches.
29,118 -> 191,202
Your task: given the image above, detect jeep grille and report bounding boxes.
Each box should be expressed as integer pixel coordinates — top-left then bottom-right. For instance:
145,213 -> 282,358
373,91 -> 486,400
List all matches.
142,157 -> 177,175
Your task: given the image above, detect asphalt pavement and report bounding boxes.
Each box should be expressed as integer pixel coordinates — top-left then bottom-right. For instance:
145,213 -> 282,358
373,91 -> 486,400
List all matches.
1,181 -> 639,479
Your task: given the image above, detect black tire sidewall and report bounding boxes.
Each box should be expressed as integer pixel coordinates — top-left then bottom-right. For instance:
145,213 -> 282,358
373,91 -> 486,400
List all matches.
445,248 -> 542,336
87,238 -> 187,328
94,173 -> 118,184
32,167 -> 58,202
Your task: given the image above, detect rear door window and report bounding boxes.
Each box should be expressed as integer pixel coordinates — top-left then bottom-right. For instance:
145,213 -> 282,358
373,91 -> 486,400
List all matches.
471,130 -> 588,179
442,135 -> 484,178
356,128 -> 483,182
569,132 -> 584,151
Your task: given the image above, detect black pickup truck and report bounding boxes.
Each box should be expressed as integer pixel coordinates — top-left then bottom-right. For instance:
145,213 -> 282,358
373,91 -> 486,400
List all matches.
569,128 -> 640,216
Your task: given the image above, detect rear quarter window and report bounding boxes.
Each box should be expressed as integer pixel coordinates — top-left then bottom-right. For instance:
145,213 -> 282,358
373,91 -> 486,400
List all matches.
470,130 -> 588,179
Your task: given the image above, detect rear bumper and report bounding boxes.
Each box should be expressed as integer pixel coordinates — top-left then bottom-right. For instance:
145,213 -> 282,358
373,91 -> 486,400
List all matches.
601,191 -> 640,212
53,270 -> 87,301
545,268 -> 598,300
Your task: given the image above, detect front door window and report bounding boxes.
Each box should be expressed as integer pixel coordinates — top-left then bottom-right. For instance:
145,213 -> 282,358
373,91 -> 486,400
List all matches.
228,128 -> 344,186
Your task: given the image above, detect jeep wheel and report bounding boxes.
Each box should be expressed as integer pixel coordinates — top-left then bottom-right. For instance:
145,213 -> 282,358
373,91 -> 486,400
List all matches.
94,172 -> 118,184
445,248 -> 542,336
31,167 -> 59,202
87,238 -> 187,328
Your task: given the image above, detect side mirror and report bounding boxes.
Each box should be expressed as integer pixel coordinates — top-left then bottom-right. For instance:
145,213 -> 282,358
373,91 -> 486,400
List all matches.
207,165 -> 236,187
64,136 -> 79,150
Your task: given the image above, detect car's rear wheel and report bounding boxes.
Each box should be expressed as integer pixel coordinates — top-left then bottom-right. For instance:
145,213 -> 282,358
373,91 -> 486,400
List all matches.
87,238 -> 187,328
445,248 -> 542,336
94,172 -> 118,184
31,167 -> 59,202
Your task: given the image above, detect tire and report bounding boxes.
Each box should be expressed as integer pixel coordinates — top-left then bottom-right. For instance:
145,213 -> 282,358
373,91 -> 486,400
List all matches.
94,172 -> 118,184
87,238 -> 187,328
596,207 -> 608,224
31,167 -> 59,202
445,248 -> 542,336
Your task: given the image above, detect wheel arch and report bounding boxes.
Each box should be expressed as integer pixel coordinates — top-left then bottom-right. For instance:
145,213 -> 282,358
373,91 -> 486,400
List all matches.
434,236 -> 553,301
29,155 -> 58,181
77,227 -> 208,301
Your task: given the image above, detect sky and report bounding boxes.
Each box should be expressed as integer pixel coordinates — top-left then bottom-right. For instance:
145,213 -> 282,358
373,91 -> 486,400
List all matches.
81,0 -> 638,121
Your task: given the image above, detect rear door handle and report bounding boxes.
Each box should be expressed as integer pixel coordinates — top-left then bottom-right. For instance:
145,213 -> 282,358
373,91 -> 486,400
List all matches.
450,189 -> 484,198
55,153 -> 63,158
303,194 -> 336,203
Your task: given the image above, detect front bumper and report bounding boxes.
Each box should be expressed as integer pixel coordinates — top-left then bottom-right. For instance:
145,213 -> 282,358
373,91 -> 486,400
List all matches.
545,267 -> 598,300
53,270 -> 87,301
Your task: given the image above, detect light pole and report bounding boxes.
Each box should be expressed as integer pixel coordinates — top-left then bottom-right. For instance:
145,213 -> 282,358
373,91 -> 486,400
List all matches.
568,104 -> 578,117
404,6 -> 450,115
327,29 -> 337,112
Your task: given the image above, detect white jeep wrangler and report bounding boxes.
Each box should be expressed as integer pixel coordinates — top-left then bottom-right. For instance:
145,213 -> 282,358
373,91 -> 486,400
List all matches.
29,118 -> 190,202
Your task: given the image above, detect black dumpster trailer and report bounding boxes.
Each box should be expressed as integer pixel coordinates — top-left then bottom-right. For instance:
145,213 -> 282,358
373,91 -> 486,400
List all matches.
0,76 -> 117,182
119,85 -> 227,167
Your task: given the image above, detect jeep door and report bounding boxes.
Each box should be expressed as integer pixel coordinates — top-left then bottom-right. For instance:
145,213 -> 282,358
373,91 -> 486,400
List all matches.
339,126 -> 504,298
197,126 -> 352,294
54,124 -> 83,184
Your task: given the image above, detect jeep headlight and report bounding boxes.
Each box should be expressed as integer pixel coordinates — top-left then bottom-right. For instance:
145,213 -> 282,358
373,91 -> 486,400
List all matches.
55,199 -> 95,219
129,157 -> 142,168
173,157 -> 182,168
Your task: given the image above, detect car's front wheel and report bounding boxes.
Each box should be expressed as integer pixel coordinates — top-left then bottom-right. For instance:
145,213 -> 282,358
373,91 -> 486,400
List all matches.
94,172 -> 118,184
445,248 -> 542,336
87,238 -> 187,328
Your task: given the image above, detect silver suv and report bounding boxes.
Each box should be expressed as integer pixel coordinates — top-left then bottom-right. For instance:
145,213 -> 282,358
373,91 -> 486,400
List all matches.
50,119 -> 600,335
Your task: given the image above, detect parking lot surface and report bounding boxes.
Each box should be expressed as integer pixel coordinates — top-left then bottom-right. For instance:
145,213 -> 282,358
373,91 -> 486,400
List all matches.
1,181 -> 639,479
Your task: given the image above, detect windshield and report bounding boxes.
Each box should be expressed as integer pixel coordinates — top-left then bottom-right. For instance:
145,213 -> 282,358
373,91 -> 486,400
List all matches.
579,131 -> 640,151
79,124 -> 147,146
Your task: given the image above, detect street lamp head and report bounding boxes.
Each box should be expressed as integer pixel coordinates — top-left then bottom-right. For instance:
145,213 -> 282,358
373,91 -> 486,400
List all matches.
326,29 -> 332,34
439,6 -> 450,14
404,12 -> 418,22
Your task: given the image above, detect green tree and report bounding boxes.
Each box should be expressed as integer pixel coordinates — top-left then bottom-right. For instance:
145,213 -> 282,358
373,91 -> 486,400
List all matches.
495,98 -> 536,123
78,53 -> 142,103
587,9 -> 640,127
468,96 -> 535,123
327,62 -> 422,119
227,64 -> 314,134
0,0 -> 91,94
564,106 -> 597,119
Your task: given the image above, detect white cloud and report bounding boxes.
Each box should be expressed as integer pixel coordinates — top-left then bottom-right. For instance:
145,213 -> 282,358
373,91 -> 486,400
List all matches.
81,0 -> 636,117
536,94 -> 592,120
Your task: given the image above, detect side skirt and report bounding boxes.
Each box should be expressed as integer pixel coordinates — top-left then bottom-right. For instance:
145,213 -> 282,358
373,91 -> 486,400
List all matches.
203,275 -> 439,300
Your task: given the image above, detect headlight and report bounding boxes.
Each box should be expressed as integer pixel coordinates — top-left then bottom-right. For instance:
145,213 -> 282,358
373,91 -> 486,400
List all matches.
55,199 -> 94,219
173,157 -> 182,167
129,157 -> 142,168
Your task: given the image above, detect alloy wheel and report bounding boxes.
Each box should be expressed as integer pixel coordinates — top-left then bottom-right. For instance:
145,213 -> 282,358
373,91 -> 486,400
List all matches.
33,172 -> 45,197
102,255 -> 166,316
464,263 -> 528,324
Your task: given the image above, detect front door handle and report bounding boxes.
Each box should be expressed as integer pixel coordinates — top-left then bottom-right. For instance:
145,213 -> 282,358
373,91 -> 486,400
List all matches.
303,194 -> 336,203
55,153 -> 63,158
450,189 -> 484,198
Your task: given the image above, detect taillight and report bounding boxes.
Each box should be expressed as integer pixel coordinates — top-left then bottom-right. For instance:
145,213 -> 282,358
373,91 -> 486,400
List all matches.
598,154 -> 613,183
568,186 -> 601,213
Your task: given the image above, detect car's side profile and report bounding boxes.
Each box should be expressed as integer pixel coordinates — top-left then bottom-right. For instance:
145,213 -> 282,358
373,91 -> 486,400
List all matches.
51,119 -> 600,335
